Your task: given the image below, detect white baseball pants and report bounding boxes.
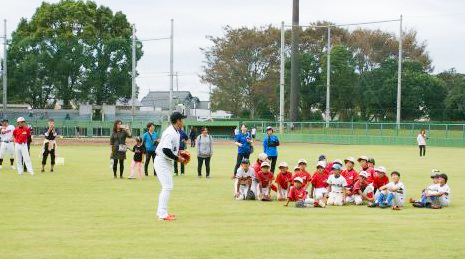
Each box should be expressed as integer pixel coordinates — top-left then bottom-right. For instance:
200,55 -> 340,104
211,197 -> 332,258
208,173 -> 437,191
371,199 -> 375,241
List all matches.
327,192 -> 344,206
277,187 -> 288,200
15,143 -> 33,174
0,142 -> 14,159
154,156 -> 173,219
350,185 -> 374,205
313,188 -> 328,200
236,184 -> 249,200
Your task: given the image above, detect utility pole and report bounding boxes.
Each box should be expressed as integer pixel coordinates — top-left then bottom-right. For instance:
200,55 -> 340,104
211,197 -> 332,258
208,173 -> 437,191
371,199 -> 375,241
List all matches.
396,15 -> 403,129
169,19 -> 174,115
325,27 -> 331,128
209,84 -> 212,119
279,21 -> 285,133
131,24 -> 136,122
289,0 -> 300,122
3,20 -> 7,115
175,72 -> 179,93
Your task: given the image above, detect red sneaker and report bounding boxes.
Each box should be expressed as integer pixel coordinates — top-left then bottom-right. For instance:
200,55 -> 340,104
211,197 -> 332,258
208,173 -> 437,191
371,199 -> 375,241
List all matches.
168,213 -> 175,217
159,214 -> 176,221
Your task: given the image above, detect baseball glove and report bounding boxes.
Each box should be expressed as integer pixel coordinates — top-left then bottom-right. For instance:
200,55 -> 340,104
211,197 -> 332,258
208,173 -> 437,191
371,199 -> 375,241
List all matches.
246,190 -> 256,200
295,201 -> 306,208
179,150 -> 191,164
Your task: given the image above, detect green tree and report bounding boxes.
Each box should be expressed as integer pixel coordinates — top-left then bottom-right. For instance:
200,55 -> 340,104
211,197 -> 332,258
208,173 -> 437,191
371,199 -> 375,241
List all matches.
7,0 -> 142,108
437,69 -> 465,120
200,26 -> 280,119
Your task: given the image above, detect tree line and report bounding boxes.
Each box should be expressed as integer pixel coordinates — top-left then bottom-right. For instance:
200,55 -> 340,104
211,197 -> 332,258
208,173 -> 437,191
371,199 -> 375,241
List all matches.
0,0 -> 142,109
200,22 -> 465,121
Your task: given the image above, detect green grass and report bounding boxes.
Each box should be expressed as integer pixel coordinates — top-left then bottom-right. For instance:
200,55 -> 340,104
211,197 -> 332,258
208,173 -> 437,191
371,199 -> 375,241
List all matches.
1,143 -> 464,258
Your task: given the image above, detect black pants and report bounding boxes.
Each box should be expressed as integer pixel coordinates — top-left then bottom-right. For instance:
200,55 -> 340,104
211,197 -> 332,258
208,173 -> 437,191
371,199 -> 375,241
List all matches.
145,151 -> 156,176
234,153 -> 250,176
419,145 -> 426,156
113,159 -> 124,178
174,160 -> 185,175
190,138 -> 196,147
269,156 -> 278,173
197,157 -> 211,177
42,143 -> 56,165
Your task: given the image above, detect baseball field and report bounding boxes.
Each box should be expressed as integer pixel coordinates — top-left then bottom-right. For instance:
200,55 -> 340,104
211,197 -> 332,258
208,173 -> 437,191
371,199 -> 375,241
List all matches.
0,141 -> 464,258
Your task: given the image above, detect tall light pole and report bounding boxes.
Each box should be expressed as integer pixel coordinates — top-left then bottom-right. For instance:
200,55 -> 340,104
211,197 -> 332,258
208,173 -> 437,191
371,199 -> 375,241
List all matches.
279,21 -> 285,133
131,23 -> 136,122
325,26 -> 331,127
396,15 -> 403,129
169,19 -> 174,115
3,19 -> 7,114
289,0 -> 300,122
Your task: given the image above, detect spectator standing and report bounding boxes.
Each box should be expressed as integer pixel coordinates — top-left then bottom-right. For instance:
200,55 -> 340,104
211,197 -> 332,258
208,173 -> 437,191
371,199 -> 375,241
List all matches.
417,129 -> 427,157
110,120 -> 132,178
196,127 -> 213,177
174,129 -> 188,176
189,127 -> 197,147
232,124 -> 253,178
142,122 -> 159,177
263,126 -> 279,173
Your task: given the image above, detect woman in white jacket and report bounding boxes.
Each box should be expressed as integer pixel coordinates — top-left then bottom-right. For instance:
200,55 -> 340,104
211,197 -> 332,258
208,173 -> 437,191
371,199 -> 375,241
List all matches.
417,129 -> 427,157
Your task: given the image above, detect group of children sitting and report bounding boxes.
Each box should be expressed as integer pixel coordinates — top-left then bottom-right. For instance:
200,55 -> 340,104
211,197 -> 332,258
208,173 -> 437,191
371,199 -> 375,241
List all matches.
234,153 -> 451,210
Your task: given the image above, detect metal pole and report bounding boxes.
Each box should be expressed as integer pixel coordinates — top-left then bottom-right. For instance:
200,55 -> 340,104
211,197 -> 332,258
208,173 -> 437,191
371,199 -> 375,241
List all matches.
279,21 -> 285,134
131,24 -> 136,122
176,72 -> 179,93
209,84 -> 212,119
325,26 -> 331,128
396,15 -> 402,129
169,19 -> 174,115
3,20 -> 7,115
289,0 -> 300,121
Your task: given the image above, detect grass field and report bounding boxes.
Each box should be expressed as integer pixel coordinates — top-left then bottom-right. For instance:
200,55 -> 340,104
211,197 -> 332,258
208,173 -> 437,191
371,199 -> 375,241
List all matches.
1,142 -> 464,258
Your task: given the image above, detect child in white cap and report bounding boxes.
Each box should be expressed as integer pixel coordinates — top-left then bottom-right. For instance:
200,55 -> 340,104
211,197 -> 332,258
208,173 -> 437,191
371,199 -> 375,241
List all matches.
275,162 -> 292,201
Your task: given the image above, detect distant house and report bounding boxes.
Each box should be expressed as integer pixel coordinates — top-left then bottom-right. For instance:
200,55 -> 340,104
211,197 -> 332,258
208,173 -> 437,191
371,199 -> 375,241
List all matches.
141,91 -> 200,111
115,98 -> 143,111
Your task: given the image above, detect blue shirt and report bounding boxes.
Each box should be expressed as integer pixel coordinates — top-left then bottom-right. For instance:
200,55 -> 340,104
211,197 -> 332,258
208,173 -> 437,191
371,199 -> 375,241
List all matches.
235,132 -> 251,154
263,134 -> 279,157
179,130 -> 188,150
142,131 -> 158,152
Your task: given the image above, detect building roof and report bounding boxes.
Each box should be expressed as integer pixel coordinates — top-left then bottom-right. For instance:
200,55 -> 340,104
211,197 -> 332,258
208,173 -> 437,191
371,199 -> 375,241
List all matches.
116,98 -> 143,107
141,91 -> 199,110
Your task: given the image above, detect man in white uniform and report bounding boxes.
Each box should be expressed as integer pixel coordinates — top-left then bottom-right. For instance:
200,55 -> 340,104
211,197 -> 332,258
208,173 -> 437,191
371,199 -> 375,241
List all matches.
326,164 -> 347,206
154,112 -> 186,221
0,119 -> 16,170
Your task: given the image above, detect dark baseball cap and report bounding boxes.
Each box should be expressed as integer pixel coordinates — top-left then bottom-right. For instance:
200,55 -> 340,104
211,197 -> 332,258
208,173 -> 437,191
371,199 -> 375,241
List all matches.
241,158 -> 250,164
1,118 -> 8,122
368,157 -> 375,164
170,112 -> 186,124
318,154 -> 326,161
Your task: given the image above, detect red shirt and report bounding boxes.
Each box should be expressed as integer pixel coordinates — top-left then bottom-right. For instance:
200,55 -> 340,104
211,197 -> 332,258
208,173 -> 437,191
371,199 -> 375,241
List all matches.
311,172 -> 329,188
293,170 -> 312,188
372,174 -> 389,189
341,169 -> 359,188
257,171 -> 274,187
252,161 -> 261,175
352,179 -> 372,196
276,172 -> 293,189
13,127 -> 31,144
287,186 -> 308,201
366,167 -> 376,183
325,162 -> 333,175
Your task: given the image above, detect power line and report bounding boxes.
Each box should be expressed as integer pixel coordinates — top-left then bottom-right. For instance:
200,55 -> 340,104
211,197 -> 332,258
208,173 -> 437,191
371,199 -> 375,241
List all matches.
284,18 -> 400,28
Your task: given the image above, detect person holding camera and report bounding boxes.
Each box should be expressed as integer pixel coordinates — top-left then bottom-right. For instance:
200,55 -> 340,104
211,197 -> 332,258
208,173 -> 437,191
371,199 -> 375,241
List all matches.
232,124 -> 253,178
110,120 -> 132,178
143,122 -> 159,177
41,119 -> 59,172
263,126 -> 280,173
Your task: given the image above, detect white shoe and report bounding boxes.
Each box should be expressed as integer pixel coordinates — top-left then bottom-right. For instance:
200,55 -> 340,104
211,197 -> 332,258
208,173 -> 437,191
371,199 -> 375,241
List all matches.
0,165 -> 2,170
18,172 -> 23,175
30,173 -> 34,176
318,200 -> 326,208
10,166 -> 15,170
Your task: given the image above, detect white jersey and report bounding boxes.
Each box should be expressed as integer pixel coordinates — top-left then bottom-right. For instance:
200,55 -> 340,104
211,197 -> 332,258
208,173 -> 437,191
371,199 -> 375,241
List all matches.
0,125 -> 15,142
251,128 -> 256,135
236,167 -> 254,179
437,184 -> 451,202
426,183 -> 439,192
155,125 -> 180,161
327,175 -> 347,193
386,181 -> 406,198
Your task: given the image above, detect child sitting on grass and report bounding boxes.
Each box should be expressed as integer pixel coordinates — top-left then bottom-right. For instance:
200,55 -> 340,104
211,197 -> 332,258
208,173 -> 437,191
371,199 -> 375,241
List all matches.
285,177 -> 316,208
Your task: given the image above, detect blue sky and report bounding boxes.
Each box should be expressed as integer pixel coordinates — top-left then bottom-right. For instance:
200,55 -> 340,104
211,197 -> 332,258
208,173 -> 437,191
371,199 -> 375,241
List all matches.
1,0 -> 465,101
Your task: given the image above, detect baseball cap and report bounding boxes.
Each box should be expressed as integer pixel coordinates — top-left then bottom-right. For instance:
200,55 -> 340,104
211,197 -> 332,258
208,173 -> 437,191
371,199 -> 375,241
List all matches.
294,165 -> 301,171
241,158 -> 250,164
297,159 -> 307,165
344,157 -> 356,164
258,153 -> 268,161
439,173 -> 448,183
261,161 -> 271,168
375,166 -> 387,174
278,162 -> 288,168
316,161 -> 326,169
357,156 -> 369,162
331,163 -> 342,171
359,171 -> 368,178
294,177 -> 303,183
367,157 -> 376,164
170,112 -> 186,124
266,126 -> 273,131
17,117 -> 25,122
1,118 -> 8,122
318,154 -> 326,161
333,159 -> 343,165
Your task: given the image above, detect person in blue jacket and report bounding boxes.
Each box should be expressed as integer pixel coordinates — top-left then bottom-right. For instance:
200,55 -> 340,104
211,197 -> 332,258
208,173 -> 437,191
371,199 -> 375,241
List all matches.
263,126 -> 280,173
142,122 -> 159,176
232,124 -> 253,178
174,129 -> 189,176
